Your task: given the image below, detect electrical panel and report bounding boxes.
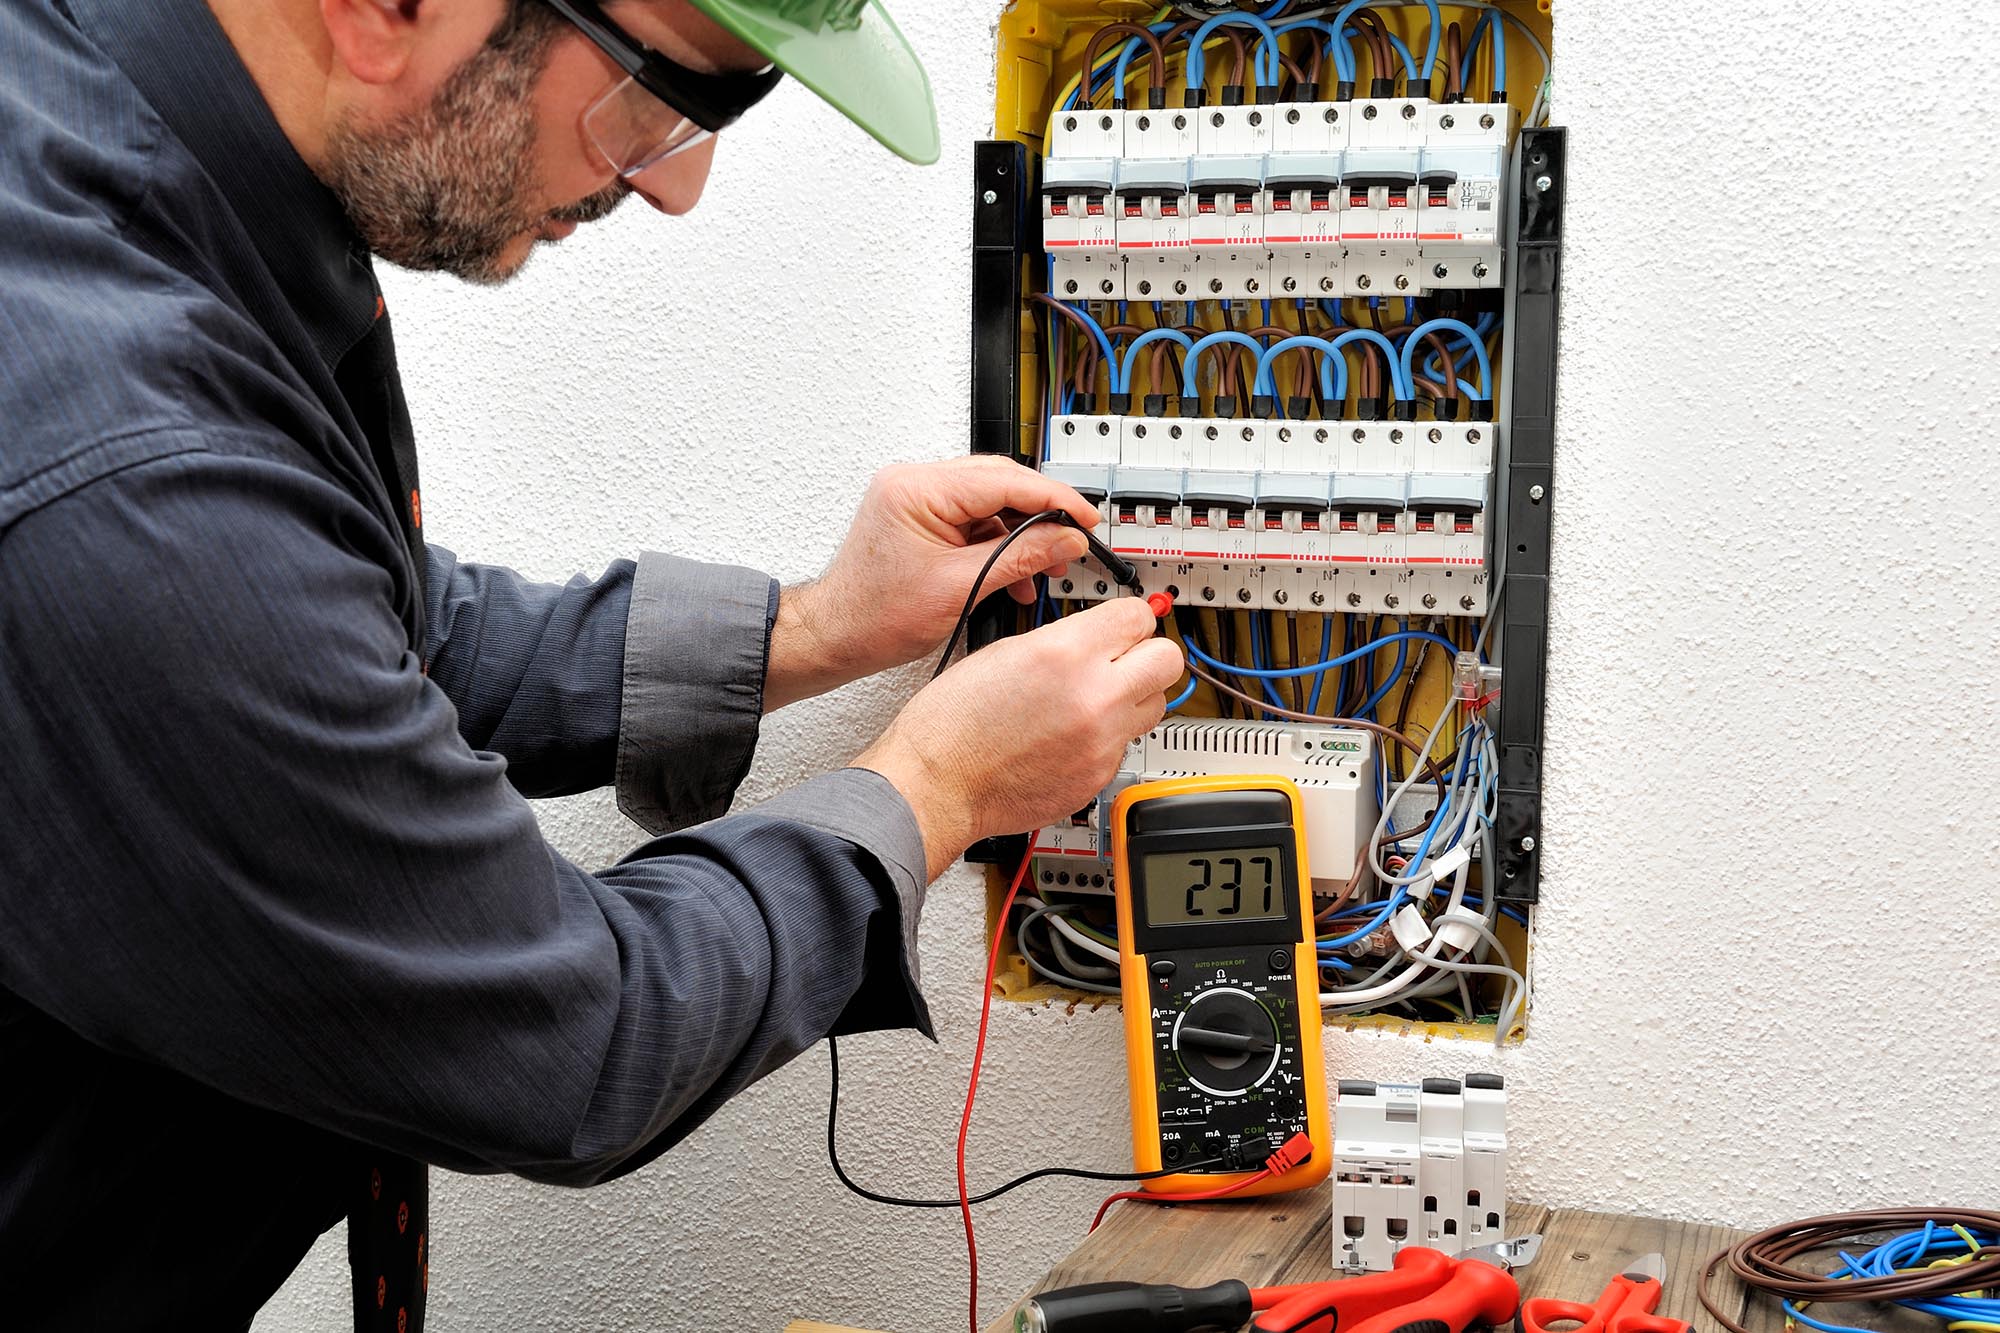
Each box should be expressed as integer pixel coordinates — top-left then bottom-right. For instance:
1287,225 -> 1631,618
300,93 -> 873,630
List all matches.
973,1 -> 1562,1039
1333,1075 -> 1507,1272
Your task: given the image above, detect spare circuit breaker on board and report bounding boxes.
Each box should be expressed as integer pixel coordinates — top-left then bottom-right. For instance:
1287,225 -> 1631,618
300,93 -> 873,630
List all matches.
971,0 -> 1563,1042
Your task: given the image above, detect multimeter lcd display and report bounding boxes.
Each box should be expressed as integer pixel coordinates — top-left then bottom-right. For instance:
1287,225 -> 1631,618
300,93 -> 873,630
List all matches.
1141,847 -> 1289,926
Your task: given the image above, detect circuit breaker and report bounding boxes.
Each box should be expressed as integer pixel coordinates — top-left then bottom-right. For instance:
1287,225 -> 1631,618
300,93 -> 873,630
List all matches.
1334,1077 -> 1508,1272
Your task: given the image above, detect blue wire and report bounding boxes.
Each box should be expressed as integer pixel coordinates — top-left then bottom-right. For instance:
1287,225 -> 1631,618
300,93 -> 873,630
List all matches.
1249,613 -> 1288,715
1119,328 -> 1196,396
1459,10 -> 1506,96
1308,614 -> 1334,712
1357,617 -> 1407,718
1186,12 -> 1283,90
1398,318 -> 1492,398
1422,312 -> 1495,380
1181,330 -> 1268,397
1165,675 -> 1199,712
1255,335 -> 1345,401
1184,630 -> 1457,681
1328,329 -> 1414,400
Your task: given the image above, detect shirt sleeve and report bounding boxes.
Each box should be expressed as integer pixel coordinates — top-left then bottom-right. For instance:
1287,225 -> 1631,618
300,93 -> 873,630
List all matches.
0,445 -> 933,1187
421,545 -> 774,830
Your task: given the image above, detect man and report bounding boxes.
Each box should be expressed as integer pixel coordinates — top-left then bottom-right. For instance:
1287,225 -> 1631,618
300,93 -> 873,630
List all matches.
0,0 -> 1182,1326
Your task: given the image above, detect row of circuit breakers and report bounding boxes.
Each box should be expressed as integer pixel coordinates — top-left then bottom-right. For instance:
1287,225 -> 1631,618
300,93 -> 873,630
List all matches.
1044,96 -> 1517,301
1041,96 -> 1513,618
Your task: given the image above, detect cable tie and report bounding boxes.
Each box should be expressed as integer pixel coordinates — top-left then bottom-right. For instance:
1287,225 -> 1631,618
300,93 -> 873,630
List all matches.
1390,904 -> 1432,953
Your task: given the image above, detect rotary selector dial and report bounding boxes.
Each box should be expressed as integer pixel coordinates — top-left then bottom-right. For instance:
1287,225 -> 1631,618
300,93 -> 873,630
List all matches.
1170,986 -> 1282,1097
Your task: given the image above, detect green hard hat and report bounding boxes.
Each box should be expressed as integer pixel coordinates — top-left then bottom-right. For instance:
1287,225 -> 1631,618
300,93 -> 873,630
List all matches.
688,0 -> 939,164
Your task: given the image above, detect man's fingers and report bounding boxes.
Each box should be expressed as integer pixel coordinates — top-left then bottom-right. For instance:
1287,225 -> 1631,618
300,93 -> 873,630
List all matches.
1112,635 -> 1186,702
926,455 -> 1100,531
1038,593 -> 1162,657
958,524 -> 1087,603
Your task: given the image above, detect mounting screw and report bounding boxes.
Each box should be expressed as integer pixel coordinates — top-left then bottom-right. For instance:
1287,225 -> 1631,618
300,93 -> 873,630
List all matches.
1248,111 -> 1264,127
1099,115 -> 1115,131
1324,107 -> 1339,123
1096,580 -> 1109,595
1211,112 -> 1226,127
1314,428 -> 1329,443
1064,116 -> 1078,132
1170,424 -> 1184,438
1096,420 -> 1111,435
1209,278 -> 1225,293
1278,427 -> 1293,442
1529,483 -> 1545,501
1433,263 -> 1449,279
1480,113 -> 1495,129
1273,588 -> 1290,605
1136,115 -> 1152,131
1283,276 -> 1299,292
1352,428 -> 1367,442
1440,114 -> 1456,130
1363,104 -> 1379,120
1390,428 -> 1405,444
1235,588 -> 1252,603
1401,102 -> 1417,119
982,189 -> 998,205
1346,592 -> 1362,607
1520,836 -> 1537,852
1534,174 -> 1553,192
1422,593 -> 1438,609
1460,595 -> 1476,610
1174,280 -> 1189,295
1394,274 -> 1411,290
1138,279 -> 1154,295
1062,421 -> 1076,435
1246,279 -> 1261,293
1384,594 -> 1400,609
1429,427 -> 1444,443
1356,273 -> 1373,290
1241,426 -> 1256,442
1319,276 -> 1337,292
1174,114 -> 1188,130
1310,590 -> 1327,606
1201,586 -> 1217,602
1134,424 -> 1148,438
1472,261 -> 1490,279
1205,425 -> 1220,440
1061,578 -> 1075,593
1468,428 -> 1483,444
1100,280 -> 1116,295
1064,279 -> 1079,294
1287,108 -> 1301,124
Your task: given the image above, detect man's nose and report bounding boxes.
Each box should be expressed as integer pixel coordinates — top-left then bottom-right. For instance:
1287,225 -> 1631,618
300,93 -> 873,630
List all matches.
632,136 -> 717,216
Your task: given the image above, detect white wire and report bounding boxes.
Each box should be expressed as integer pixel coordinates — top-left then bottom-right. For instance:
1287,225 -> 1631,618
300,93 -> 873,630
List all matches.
1317,859 -> 1471,1006
1020,894 -> 1124,964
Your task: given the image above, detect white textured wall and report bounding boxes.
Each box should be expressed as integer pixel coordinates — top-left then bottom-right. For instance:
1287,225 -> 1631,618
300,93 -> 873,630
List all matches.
258,3 -> 2000,1330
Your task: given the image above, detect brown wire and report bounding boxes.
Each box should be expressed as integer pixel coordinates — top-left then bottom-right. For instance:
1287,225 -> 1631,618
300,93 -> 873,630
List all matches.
1700,1211 -> 2000,1333
1349,10 -> 1395,86
1423,333 -> 1457,404
1081,22 -> 1165,105
1445,22 -> 1464,100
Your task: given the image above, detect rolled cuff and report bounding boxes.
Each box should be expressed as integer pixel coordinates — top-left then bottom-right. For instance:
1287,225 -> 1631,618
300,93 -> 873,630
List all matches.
615,552 -> 775,836
751,768 -> 934,1039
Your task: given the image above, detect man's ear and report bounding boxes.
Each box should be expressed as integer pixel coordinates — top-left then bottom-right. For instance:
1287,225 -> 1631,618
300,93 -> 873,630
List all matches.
320,0 -> 423,85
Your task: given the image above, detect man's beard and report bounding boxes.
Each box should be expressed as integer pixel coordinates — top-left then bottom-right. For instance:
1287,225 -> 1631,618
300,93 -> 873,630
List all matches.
321,29 -> 629,285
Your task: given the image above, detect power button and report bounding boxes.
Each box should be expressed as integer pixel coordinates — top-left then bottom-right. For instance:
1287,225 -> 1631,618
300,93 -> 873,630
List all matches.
1268,949 -> 1293,973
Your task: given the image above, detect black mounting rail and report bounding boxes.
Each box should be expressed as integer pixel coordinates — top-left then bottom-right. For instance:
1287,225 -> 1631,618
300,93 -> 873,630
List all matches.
1491,126 -> 1565,904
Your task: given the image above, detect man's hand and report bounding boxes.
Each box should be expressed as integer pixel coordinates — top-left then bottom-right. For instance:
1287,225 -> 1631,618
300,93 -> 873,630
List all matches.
855,598 -> 1184,882
764,457 -> 1099,712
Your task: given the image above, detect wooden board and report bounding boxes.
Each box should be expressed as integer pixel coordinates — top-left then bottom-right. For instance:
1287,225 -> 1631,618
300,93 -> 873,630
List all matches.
1527,1208 -> 1756,1333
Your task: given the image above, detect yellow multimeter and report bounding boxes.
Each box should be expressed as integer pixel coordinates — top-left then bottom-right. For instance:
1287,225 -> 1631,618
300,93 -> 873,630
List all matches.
1111,775 -> 1332,1199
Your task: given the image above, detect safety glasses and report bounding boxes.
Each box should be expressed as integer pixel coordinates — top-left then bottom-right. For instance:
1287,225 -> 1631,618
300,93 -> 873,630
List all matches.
538,0 -> 783,183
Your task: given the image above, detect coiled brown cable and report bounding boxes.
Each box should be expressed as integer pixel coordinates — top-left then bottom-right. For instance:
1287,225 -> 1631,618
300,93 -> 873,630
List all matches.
1700,1210 -> 2000,1333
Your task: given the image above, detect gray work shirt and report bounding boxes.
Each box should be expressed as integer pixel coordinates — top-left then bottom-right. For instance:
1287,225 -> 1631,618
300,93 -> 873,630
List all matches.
0,0 -> 931,1325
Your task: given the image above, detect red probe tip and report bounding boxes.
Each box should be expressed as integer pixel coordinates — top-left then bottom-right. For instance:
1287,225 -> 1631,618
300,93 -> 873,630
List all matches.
1146,592 -> 1173,618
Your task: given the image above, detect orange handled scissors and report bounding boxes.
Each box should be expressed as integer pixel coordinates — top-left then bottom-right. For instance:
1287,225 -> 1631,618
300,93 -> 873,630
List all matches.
1519,1254 -> 1694,1333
